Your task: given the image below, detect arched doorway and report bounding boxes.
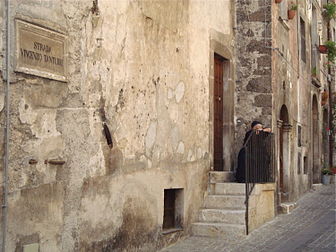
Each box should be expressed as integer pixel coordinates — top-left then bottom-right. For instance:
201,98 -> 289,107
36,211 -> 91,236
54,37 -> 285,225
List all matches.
312,96 -> 320,183
279,105 -> 291,202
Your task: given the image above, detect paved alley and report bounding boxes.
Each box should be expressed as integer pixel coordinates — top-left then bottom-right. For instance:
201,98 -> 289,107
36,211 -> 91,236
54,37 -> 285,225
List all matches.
161,184 -> 336,252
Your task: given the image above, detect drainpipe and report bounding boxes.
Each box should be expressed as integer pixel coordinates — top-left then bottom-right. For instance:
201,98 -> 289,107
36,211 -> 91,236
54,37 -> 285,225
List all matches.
2,0 -> 10,251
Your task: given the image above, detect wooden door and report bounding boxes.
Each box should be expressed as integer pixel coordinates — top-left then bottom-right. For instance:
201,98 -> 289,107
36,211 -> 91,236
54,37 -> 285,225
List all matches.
214,55 -> 224,171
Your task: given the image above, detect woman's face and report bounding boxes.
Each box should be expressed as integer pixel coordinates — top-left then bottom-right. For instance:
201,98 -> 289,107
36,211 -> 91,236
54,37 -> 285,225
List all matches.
253,124 -> 263,130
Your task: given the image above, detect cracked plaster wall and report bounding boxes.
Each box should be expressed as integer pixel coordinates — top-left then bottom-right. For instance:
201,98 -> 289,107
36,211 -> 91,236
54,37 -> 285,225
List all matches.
0,0 -> 234,251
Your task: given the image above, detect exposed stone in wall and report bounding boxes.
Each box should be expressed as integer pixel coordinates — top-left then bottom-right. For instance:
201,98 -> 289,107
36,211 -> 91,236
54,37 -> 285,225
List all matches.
235,0 -> 272,153
254,94 -> 272,107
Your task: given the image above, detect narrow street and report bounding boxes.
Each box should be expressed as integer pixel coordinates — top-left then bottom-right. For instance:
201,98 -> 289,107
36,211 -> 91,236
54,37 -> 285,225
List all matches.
161,184 -> 336,252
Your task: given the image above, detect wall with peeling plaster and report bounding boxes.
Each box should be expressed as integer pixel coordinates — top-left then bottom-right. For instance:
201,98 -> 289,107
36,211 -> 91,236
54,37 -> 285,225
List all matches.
0,0 -> 235,251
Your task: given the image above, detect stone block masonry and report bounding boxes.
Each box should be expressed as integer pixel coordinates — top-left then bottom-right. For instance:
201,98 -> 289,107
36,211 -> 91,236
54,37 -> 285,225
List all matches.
235,0 -> 273,152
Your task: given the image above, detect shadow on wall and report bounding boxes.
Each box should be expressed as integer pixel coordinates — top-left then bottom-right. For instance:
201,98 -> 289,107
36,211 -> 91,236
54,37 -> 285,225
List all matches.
78,198 -> 158,252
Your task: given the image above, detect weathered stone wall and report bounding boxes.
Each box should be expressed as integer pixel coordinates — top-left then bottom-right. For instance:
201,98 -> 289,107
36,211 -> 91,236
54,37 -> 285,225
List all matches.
272,0 -> 329,202
237,0 -> 329,204
0,0 -> 235,251
235,0 -> 272,152
272,0 -> 300,203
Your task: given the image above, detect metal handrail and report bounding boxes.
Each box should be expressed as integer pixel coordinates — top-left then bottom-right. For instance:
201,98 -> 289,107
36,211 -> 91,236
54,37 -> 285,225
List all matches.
244,131 -> 275,234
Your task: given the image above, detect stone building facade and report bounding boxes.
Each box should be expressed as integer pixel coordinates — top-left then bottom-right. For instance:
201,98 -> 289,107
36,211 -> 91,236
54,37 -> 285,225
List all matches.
236,0 -> 335,206
0,0 -> 237,251
271,0 -> 335,203
0,0 -> 334,251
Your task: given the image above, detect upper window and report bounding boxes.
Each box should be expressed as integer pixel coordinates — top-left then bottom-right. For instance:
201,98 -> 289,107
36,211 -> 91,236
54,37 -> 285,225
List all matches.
298,125 -> 302,147
300,18 -> 306,63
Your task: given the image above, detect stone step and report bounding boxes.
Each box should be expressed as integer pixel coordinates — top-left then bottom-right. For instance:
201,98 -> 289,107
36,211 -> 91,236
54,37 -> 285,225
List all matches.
209,171 -> 235,183
199,209 -> 245,224
204,195 -> 246,209
279,202 -> 297,214
210,182 -> 245,195
191,222 -> 246,238
312,183 -> 323,190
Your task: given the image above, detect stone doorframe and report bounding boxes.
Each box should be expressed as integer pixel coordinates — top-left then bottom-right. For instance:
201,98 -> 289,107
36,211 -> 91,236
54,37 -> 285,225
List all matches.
277,105 -> 292,203
208,32 -> 235,171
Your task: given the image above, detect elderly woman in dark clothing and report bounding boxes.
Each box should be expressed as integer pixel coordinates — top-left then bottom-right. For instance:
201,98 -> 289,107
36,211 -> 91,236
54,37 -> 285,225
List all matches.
236,121 -> 272,183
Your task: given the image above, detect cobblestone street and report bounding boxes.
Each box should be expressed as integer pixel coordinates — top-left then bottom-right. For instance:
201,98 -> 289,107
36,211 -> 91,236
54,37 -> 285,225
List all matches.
161,184 -> 336,252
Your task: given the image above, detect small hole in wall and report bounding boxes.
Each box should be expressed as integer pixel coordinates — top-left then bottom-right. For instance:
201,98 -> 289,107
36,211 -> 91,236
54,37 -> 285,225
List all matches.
91,0 -> 99,15
103,123 -> 113,148
25,104 -> 29,110
163,188 -> 184,230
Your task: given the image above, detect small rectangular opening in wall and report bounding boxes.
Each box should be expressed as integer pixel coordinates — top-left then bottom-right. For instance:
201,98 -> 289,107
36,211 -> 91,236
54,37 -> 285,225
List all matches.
304,156 -> 308,174
300,17 -> 306,63
298,153 -> 301,174
298,125 -> 302,147
163,188 -> 184,231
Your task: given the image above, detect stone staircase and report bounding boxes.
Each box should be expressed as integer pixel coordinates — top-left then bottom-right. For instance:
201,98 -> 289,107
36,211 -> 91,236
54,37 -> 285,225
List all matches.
191,171 -> 247,238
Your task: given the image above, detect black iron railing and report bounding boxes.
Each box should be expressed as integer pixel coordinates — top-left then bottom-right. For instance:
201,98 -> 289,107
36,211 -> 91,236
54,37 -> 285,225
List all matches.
243,131 -> 275,234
